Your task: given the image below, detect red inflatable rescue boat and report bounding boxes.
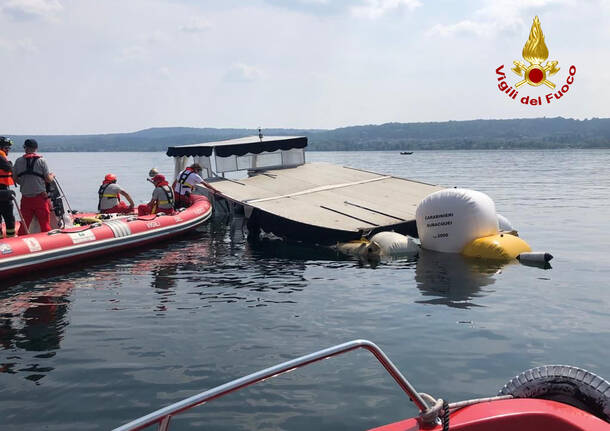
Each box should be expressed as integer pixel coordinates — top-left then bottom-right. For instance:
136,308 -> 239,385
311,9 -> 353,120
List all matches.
113,340 -> 610,431
0,195 -> 212,280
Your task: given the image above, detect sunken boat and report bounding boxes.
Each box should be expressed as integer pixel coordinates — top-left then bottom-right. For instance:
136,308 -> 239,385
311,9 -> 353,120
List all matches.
167,136 -> 442,245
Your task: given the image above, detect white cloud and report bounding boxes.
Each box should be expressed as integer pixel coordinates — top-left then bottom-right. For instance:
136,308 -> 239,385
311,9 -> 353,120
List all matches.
158,67 -> 171,80
17,38 -> 38,53
114,31 -> 169,62
0,37 -> 38,53
1,0 -> 62,20
142,30 -> 169,45
180,18 -> 212,33
116,44 -> 147,63
224,63 -> 264,82
428,0 -> 566,38
427,20 -> 490,38
350,0 -> 422,19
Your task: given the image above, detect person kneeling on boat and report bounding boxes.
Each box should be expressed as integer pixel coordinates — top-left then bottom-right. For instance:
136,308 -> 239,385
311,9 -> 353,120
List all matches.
98,174 -> 135,214
138,174 -> 175,216
173,163 -> 216,209
0,137 -> 16,238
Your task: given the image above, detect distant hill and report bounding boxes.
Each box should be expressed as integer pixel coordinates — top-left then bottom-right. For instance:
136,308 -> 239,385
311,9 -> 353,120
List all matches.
3,117 -> 610,152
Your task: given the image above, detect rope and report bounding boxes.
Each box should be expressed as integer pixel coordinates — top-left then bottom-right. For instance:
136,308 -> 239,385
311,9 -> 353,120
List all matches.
417,391 -> 516,429
419,393 -> 444,425
417,393 -> 514,429
419,393 -> 449,430
442,400 -> 449,431
48,223 -> 99,235
136,215 -> 159,221
448,395 -> 513,411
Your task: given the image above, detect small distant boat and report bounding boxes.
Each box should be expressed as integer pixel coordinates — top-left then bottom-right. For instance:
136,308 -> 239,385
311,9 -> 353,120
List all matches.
0,195 -> 212,280
400,151 -> 413,155
113,339 -> 610,431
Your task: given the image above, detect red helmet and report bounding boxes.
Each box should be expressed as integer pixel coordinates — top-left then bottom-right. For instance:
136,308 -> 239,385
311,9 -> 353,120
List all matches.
104,173 -> 117,182
152,174 -> 166,185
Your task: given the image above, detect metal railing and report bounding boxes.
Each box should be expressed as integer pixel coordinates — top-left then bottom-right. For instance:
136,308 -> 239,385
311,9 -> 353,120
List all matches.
113,339 -> 429,431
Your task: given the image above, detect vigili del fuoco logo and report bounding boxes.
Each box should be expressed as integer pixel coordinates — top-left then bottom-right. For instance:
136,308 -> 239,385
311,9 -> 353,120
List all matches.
496,16 -> 576,106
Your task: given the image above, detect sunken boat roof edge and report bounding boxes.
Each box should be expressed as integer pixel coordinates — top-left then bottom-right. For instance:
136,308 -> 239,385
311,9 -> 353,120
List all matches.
166,136 -> 308,158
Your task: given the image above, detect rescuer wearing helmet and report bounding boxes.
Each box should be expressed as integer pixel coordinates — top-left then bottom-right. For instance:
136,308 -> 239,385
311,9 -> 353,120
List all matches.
98,173 -> 135,214
0,137 -> 16,237
13,139 -> 55,234
138,174 -> 175,216
173,163 -> 216,209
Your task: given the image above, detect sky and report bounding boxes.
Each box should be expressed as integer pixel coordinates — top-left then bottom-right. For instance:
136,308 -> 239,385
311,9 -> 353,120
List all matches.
1,0 -> 609,134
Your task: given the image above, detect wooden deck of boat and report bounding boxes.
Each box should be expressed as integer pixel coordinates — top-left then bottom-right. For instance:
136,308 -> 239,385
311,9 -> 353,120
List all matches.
209,162 -> 443,243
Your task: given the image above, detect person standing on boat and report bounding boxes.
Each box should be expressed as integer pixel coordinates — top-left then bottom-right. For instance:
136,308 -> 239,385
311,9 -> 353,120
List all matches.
0,137 -> 16,238
138,174 -> 174,216
13,139 -> 55,234
173,163 -> 216,208
98,174 -> 135,214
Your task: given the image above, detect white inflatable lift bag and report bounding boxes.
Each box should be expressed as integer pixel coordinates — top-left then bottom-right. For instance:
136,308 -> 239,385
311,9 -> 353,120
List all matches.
497,213 -> 516,232
369,231 -> 419,256
415,188 -> 499,253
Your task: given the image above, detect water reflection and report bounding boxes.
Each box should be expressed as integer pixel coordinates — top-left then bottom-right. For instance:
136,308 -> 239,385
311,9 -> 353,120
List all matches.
0,281 -> 73,382
148,251 -> 180,313
0,217 -> 519,389
247,236 -> 348,262
129,218 -> 316,310
414,249 -> 509,309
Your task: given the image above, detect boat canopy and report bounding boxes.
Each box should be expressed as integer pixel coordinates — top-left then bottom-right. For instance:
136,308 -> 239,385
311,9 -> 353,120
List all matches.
167,136 -> 307,179
167,136 -> 307,158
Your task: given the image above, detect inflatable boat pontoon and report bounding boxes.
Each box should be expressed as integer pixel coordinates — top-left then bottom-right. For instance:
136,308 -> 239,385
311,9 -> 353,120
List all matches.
0,195 -> 212,280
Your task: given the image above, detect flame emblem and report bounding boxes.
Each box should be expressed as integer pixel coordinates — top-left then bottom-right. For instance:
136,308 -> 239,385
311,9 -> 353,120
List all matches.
512,16 -> 559,88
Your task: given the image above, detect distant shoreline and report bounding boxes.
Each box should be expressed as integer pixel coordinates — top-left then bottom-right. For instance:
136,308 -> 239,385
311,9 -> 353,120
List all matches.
33,146 -> 610,153
4,117 -> 610,152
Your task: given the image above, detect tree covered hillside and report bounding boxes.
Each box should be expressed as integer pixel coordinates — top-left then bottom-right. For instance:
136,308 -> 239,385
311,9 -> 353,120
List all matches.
4,117 -> 609,152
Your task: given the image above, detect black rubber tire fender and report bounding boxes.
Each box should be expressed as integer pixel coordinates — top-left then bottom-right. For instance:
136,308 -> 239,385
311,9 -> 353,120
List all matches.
498,365 -> 610,422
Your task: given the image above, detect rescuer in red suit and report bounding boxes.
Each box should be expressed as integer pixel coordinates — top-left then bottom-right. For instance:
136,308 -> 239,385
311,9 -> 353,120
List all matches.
13,139 -> 55,234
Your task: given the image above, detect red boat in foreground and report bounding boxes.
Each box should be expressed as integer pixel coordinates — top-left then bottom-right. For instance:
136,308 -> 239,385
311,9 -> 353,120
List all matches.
0,195 -> 212,280
113,339 -> 610,431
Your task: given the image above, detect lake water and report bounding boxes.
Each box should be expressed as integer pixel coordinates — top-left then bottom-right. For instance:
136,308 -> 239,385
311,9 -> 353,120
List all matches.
1,149 -> 609,430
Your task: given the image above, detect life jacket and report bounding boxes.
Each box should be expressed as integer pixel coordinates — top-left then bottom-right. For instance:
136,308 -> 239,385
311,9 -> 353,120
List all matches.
153,183 -> 174,213
97,181 -> 121,211
0,149 -> 15,187
16,153 -> 46,181
176,168 -> 196,196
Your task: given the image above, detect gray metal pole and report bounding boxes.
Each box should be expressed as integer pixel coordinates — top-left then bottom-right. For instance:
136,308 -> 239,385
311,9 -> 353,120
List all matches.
53,178 -> 73,213
12,195 -> 29,235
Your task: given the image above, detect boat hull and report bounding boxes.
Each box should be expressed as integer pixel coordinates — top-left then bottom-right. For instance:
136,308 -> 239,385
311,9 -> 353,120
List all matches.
0,195 -> 212,280
248,206 -> 418,244
369,398 -> 610,431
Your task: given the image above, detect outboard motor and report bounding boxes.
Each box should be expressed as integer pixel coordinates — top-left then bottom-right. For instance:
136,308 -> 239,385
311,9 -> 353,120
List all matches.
47,180 -> 66,228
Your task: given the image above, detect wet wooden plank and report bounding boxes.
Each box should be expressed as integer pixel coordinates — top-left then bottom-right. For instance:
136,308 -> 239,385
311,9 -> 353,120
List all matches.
211,163 -> 443,233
